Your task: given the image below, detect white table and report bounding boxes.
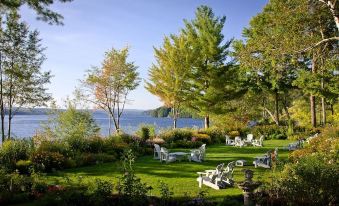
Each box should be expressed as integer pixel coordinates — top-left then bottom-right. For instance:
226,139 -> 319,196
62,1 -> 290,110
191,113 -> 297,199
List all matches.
170,152 -> 189,161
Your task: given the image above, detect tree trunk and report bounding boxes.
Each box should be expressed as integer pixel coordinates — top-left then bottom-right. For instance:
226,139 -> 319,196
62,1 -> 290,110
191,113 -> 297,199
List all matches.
310,95 -> 317,127
108,114 -> 112,136
310,56 -> 317,128
274,91 -> 280,126
0,52 -> 4,143
204,115 -> 209,129
321,98 -> 326,126
172,107 -> 177,129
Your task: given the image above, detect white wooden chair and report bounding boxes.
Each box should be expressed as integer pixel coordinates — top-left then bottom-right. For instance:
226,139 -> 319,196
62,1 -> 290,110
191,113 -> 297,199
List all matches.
160,147 -> 176,163
244,134 -> 254,145
253,148 -> 278,168
252,135 -> 264,147
197,162 -> 235,190
234,136 -> 244,147
190,144 -> 206,162
225,135 -> 235,146
154,144 -> 161,159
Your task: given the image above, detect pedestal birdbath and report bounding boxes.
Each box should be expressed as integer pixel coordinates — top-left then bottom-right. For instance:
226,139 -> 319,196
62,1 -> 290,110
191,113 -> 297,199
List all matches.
237,169 -> 261,206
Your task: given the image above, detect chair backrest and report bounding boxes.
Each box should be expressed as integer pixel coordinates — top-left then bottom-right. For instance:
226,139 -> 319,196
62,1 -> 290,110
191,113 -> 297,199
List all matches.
259,135 -> 264,142
160,147 -> 169,161
154,144 -> 160,153
247,134 -> 253,141
235,136 -> 241,142
225,135 -> 230,142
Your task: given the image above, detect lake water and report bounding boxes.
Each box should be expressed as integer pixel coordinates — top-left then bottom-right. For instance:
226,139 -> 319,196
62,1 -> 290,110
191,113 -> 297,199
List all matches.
6,110 -> 204,138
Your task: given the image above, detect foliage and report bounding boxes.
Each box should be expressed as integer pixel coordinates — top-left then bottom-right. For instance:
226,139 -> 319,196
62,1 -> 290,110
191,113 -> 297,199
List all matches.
81,46 -> 140,132
0,139 -> 32,170
0,12 -> 52,140
192,133 -> 211,144
269,154 -> 338,205
250,125 -> 287,140
159,128 -> 193,143
0,0 -> 73,25
31,151 -> 66,172
15,160 -> 33,174
135,124 -> 155,141
117,149 -> 148,205
159,181 -> 174,205
289,126 -> 339,163
92,179 -> 114,198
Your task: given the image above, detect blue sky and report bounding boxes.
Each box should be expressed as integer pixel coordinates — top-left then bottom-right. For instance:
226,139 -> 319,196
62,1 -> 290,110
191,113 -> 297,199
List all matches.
20,0 -> 268,110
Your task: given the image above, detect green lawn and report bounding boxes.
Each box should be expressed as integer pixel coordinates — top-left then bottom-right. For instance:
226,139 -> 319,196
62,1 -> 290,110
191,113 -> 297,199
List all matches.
46,140 -> 294,201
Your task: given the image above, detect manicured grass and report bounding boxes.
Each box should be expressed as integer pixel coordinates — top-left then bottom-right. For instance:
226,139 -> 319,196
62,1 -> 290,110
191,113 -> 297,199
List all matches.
46,140 -> 294,201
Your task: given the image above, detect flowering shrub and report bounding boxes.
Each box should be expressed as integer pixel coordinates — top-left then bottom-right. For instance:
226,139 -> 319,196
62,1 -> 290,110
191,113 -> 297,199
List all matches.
31,151 -> 66,172
192,133 -> 211,144
228,130 -> 240,137
159,129 -> 193,142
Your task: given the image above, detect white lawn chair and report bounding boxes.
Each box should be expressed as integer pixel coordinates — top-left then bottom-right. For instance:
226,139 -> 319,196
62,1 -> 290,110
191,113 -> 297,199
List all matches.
234,136 -> 244,147
190,144 -> 206,162
244,134 -> 254,145
253,148 -> 278,168
154,144 -> 161,159
225,135 -> 235,146
252,135 -> 264,147
160,147 -> 176,163
197,162 -> 235,190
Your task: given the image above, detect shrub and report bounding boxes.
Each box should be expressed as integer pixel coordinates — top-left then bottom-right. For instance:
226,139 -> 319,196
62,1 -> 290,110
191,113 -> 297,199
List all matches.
200,128 -> 224,144
250,125 -> 287,140
136,124 -> 155,141
37,140 -> 70,157
192,133 -> 211,144
0,140 -> 32,170
228,130 -> 240,138
31,151 -> 66,172
159,129 -> 193,143
269,154 -> 339,205
117,150 -> 148,205
15,160 -> 33,174
86,136 -> 104,153
92,179 -> 113,197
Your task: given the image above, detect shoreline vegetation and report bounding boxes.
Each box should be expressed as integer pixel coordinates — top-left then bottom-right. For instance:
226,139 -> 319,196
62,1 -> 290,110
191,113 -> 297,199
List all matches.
143,106 -> 201,119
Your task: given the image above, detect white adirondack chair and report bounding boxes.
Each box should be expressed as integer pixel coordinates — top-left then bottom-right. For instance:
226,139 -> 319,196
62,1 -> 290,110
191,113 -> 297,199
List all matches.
252,135 -> 264,147
253,148 -> 278,168
160,147 -> 176,163
234,136 -> 244,147
190,144 -> 206,162
225,135 -> 235,146
197,162 -> 235,190
154,144 -> 161,159
244,134 -> 254,145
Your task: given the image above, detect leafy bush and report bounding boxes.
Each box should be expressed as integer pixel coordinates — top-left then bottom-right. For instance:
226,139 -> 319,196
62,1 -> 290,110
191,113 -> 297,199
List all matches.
15,160 -> 33,174
228,130 -> 240,137
92,179 -> 113,197
86,136 -> 104,153
36,140 -> 70,157
192,133 -> 211,144
117,150 -> 148,205
0,140 -> 32,170
269,154 -> 338,205
136,124 -> 155,141
199,128 -> 224,144
168,140 -> 203,149
31,151 -> 66,172
250,125 -> 287,140
159,129 -> 193,143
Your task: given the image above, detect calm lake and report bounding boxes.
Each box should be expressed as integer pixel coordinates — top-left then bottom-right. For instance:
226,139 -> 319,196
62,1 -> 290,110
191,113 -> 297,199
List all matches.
6,110 -> 204,138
